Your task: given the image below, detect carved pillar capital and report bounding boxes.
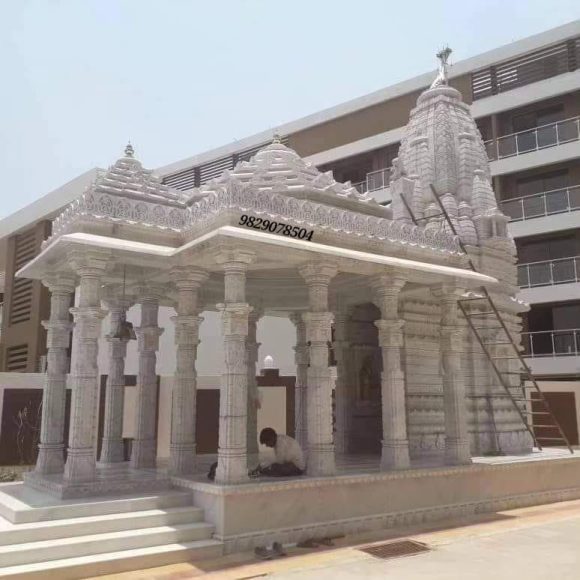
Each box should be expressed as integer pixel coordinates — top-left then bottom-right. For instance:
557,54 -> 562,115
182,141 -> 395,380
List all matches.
66,250 -> 111,278
134,284 -> 168,303
375,319 -> 405,348
170,266 -> 209,288
371,274 -> 407,319
42,275 -> 76,295
298,262 -> 338,286
214,248 -> 257,269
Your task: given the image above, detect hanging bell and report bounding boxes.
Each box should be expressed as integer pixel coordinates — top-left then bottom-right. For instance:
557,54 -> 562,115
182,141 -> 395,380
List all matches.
111,315 -> 136,341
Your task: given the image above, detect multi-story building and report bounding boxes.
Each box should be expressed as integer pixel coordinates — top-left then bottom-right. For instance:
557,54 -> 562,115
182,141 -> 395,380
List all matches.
1,20 -> 579,444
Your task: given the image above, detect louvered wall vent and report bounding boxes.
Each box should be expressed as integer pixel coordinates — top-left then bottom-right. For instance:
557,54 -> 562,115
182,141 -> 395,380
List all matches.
9,229 -> 38,325
6,344 -> 29,372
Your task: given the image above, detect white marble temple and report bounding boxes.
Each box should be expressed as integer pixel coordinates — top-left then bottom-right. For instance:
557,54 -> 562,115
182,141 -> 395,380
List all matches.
17,56 -> 531,509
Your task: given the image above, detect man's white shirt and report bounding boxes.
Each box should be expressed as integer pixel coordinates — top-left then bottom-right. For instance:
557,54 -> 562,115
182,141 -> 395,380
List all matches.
262,434 -> 305,470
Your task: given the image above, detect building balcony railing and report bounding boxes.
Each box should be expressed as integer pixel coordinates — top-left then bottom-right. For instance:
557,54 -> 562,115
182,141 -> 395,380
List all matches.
523,329 -> 580,357
518,256 -> 580,288
499,185 -> 580,222
484,116 -> 580,161
352,167 -> 391,194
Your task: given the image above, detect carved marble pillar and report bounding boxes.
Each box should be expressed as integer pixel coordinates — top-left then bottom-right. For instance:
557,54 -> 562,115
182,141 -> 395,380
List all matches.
99,298 -> 131,464
130,290 -> 164,469
432,286 -> 472,466
246,309 -> 262,470
169,268 -> 208,476
64,253 -> 108,483
299,263 -> 338,477
290,313 -> 308,451
333,308 -> 351,455
372,274 -> 410,471
215,250 -> 255,484
35,276 -> 75,475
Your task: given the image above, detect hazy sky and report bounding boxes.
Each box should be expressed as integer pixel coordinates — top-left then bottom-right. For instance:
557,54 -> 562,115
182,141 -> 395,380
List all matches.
2,0 -> 580,219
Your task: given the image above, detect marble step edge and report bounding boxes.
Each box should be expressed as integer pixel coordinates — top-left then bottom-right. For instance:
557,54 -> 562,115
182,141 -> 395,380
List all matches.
0,506 -> 204,545
0,488 -> 193,524
0,539 -> 223,579
0,522 -> 215,567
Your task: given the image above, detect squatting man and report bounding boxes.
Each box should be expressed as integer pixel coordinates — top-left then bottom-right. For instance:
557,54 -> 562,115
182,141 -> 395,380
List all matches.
208,427 -> 305,480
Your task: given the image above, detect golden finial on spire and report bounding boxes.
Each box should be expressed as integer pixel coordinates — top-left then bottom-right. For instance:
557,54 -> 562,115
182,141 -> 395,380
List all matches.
124,142 -> 135,158
430,46 -> 452,89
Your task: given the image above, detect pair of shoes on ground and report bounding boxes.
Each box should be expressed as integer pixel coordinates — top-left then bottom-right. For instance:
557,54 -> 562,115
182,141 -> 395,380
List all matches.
254,542 -> 286,560
296,535 -> 343,548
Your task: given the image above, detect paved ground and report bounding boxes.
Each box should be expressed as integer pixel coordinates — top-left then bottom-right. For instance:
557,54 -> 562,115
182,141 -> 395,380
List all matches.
92,499 -> 580,579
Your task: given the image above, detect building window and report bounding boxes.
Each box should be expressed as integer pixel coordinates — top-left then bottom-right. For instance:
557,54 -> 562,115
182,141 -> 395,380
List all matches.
518,233 -> 579,263
511,105 -> 565,133
516,169 -> 568,197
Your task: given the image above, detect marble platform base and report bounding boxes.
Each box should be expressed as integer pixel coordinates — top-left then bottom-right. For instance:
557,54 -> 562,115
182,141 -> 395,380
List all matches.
172,449 -> 580,554
23,463 -> 171,499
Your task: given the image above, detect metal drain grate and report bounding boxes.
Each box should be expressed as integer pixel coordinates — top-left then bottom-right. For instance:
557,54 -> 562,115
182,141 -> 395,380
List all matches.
358,539 -> 430,560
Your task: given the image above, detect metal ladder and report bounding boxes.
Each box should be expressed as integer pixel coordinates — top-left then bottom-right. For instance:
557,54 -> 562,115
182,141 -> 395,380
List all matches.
399,184 -> 573,454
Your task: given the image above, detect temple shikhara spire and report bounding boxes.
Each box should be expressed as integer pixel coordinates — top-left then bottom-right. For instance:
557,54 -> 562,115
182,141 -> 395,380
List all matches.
390,50 -> 513,265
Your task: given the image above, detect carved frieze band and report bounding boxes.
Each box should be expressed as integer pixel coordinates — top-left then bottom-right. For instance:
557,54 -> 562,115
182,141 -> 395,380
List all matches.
47,185 -> 460,254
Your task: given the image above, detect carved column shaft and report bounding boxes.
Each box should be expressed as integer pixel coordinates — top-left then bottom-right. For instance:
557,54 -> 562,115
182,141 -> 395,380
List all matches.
169,269 -> 207,475
333,309 -> 351,455
290,314 -> 308,451
373,275 -> 410,471
131,295 -> 163,469
65,260 -> 107,483
300,263 -> 337,477
435,288 -> 472,466
99,300 -> 130,464
35,277 -> 75,475
246,310 -> 261,469
216,250 -> 255,484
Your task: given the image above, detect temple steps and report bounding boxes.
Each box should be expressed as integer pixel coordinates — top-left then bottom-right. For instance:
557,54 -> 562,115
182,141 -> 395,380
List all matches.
0,539 -> 223,579
0,522 -> 216,567
0,485 -> 194,524
0,487 -> 223,578
0,505 -> 205,545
